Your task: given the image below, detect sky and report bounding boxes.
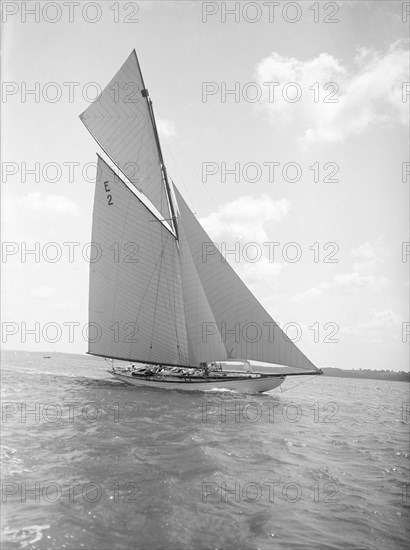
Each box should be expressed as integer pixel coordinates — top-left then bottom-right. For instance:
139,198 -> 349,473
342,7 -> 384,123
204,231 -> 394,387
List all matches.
1,0 -> 409,371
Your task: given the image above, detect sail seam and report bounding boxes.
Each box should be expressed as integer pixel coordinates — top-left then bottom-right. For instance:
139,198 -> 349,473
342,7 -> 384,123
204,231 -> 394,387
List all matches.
128,232 -> 171,358
148,235 -> 166,358
169,238 -> 186,364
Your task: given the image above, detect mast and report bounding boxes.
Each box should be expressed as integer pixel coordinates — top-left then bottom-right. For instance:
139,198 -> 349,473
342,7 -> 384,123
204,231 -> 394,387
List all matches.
135,51 -> 179,240
145,93 -> 179,240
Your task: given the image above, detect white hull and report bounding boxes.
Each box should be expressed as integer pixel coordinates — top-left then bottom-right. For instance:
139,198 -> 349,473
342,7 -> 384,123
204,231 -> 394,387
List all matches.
109,371 -> 285,394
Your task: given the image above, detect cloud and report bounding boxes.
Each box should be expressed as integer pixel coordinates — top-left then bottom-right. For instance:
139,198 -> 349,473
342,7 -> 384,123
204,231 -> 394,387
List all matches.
200,193 -> 290,242
30,286 -> 55,299
359,309 -> 404,330
240,256 -> 285,288
2,192 -> 80,242
199,194 -> 290,289
350,239 -> 386,275
157,118 -> 177,138
255,41 -> 409,145
341,309 -> 405,338
3,192 -> 79,221
292,237 -> 390,301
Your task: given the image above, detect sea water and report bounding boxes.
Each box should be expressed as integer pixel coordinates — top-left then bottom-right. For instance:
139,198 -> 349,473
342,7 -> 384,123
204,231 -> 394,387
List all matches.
1,350 -> 409,549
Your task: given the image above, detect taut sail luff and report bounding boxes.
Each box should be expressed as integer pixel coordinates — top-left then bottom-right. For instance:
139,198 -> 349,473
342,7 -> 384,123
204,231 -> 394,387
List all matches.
81,50 -> 318,373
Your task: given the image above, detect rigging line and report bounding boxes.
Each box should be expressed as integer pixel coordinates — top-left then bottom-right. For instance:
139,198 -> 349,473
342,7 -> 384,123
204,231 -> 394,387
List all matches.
280,374 -> 321,393
164,238 -> 184,364
172,244 -> 185,363
177,204 -> 227,359
155,109 -> 220,212
142,121 -> 168,222
154,114 -> 318,369
241,250 -> 320,369
148,204 -> 184,364
148,233 -> 167,356
155,128 -> 195,209
185,165 -> 318,369
137,119 -> 161,216
110,181 -> 133,360
133,58 -> 174,226
149,215 -> 183,363
128,216 -> 172,358
154,114 -> 315,365
146,98 -> 179,240
96,153 -> 174,239
146,205 -> 160,359
145,225 -> 185,364
154,117 -> 305,366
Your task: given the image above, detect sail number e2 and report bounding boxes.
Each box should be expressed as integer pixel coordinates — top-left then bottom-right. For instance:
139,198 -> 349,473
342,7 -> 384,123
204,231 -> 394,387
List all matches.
104,181 -> 113,206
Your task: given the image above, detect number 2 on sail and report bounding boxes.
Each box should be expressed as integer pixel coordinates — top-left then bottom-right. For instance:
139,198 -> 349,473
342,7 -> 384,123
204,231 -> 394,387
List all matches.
104,180 -> 113,206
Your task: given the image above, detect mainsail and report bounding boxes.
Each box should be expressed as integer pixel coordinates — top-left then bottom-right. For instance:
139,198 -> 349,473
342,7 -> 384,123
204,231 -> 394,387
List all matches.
88,156 -> 188,365
83,50 -> 318,373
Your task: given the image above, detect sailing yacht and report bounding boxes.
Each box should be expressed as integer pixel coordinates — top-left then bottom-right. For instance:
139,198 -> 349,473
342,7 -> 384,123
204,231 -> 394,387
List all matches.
80,50 -> 322,393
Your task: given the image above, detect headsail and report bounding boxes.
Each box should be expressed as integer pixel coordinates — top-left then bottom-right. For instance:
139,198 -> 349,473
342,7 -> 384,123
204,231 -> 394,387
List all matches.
80,50 -> 172,223
178,218 -> 228,364
174,186 -> 317,371
88,156 -> 189,365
